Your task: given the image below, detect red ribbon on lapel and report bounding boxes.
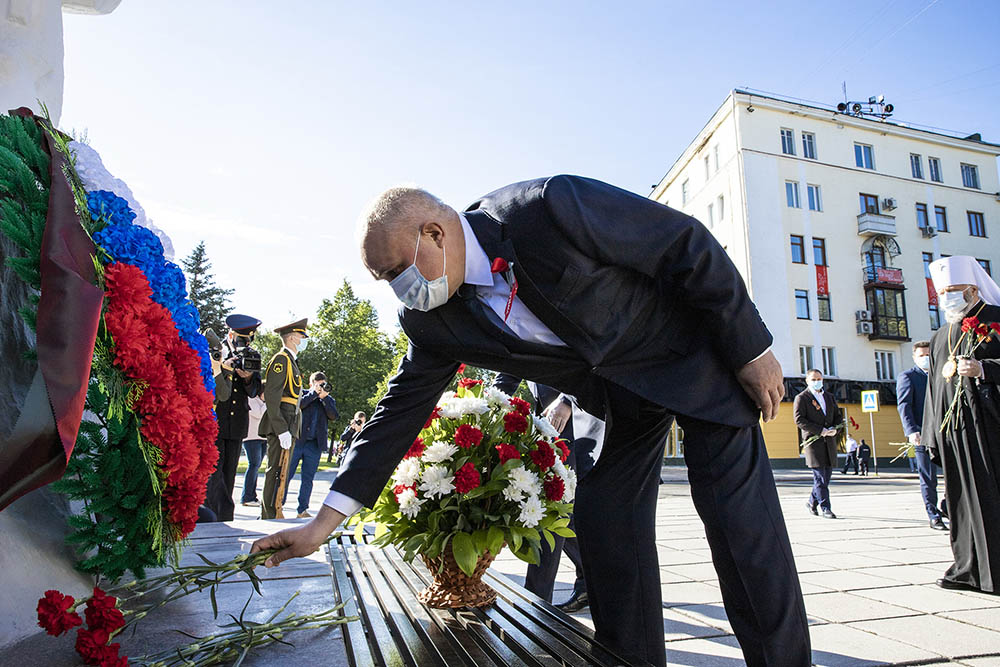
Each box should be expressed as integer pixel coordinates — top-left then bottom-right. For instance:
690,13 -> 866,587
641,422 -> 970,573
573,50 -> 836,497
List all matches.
490,257 -> 518,321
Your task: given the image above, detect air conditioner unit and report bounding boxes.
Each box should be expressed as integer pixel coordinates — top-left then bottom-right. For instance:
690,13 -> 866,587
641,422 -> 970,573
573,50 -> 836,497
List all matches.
857,321 -> 874,335
855,309 -> 872,321
920,226 -> 937,238
881,197 -> 897,211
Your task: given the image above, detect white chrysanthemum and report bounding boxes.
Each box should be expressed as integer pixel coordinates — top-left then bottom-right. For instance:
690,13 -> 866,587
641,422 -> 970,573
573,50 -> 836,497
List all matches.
551,458 -> 567,478
438,394 -> 464,419
485,387 -> 514,411
392,458 -> 422,487
508,467 -> 538,494
419,465 -> 455,499
457,396 -> 490,416
562,467 -> 578,503
422,440 -> 459,464
397,489 -> 424,518
502,483 -> 524,503
518,496 -> 545,528
533,415 -> 560,439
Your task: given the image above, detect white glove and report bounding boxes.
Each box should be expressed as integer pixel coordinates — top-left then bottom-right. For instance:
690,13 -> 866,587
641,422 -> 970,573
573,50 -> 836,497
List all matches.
908,432 -> 921,446
279,432 -> 292,450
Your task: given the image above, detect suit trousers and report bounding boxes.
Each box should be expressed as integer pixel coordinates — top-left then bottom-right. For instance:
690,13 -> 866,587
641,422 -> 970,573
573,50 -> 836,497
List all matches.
914,446 -> 941,520
574,387 -> 810,667
205,436 -> 242,522
842,452 -> 859,475
809,467 -> 833,511
261,434 -> 288,519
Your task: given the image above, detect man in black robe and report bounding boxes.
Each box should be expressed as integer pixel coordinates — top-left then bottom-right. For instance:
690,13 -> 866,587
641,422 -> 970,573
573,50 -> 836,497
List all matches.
924,256 -> 1000,594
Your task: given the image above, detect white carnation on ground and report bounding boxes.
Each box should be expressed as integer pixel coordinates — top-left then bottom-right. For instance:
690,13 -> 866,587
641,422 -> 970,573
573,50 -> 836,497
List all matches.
502,483 -> 524,504
485,387 -> 513,411
533,415 -> 560,439
518,496 -> 545,528
422,440 -> 459,464
419,465 -> 455,499
392,458 -> 422,487
508,467 -> 538,494
397,489 -> 424,518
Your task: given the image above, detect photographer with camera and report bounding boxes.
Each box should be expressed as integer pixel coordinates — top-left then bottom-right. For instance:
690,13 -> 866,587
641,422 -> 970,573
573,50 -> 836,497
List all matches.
335,411 -> 366,465
205,314 -> 263,522
284,372 -> 339,518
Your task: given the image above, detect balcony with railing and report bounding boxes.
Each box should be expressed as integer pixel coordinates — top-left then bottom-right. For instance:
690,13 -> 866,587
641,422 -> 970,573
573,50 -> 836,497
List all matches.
862,265 -> 904,286
857,211 -> 897,236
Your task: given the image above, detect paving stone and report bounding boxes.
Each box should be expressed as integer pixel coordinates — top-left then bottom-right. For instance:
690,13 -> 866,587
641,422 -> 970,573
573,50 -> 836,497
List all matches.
939,608 -> 1000,633
661,581 -> 725,607
851,564 -> 943,585
809,622 -> 939,665
804,591 -> 920,624
663,635 -> 747,666
672,603 -> 734,635
852,585 -> 998,614
854,615 -> 1000,658
798,570 -> 906,592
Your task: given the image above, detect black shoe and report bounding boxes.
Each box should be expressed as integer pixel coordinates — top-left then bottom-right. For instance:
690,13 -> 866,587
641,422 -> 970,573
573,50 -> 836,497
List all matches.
821,509 -> 837,519
806,502 -> 818,516
555,590 -> 589,613
937,578 -> 979,592
930,517 -> 947,531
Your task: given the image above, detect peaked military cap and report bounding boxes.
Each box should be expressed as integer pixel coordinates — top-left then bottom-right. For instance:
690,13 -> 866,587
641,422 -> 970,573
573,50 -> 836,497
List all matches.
225,313 -> 262,334
274,318 -> 309,337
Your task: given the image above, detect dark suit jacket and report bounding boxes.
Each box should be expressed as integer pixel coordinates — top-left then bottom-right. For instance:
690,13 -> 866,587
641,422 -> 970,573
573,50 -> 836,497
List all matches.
298,390 -> 339,450
793,389 -> 839,469
493,373 -> 569,417
896,367 -> 927,438
333,175 -> 772,507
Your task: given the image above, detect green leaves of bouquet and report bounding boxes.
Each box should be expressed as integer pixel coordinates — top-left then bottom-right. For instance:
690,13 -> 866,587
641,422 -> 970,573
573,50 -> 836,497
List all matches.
350,379 -> 577,576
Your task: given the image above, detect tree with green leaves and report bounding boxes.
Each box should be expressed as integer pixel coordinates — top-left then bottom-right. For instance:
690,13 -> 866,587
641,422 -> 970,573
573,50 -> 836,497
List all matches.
181,241 -> 233,336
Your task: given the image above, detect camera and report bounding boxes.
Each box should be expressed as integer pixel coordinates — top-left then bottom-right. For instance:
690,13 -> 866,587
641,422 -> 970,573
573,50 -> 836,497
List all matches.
321,381 -> 332,393
229,345 -> 262,373
204,329 -> 223,362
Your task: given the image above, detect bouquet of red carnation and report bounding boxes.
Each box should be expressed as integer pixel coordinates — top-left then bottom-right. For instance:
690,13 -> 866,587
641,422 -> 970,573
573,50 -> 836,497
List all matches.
940,316 -> 1000,431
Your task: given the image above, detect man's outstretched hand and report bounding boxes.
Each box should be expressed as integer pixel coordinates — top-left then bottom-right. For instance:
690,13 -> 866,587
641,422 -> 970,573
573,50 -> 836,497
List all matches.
737,350 -> 784,423
250,505 -> 346,568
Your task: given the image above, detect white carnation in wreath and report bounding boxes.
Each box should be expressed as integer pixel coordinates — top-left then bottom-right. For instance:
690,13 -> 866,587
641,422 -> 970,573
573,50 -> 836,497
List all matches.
422,440 -> 459,464
508,466 -> 538,495
392,457 -> 422,488
518,496 -> 545,528
533,415 -> 560,439
419,465 -> 455,499
397,488 -> 424,518
485,387 -> 514,411
502,483 -> 525,504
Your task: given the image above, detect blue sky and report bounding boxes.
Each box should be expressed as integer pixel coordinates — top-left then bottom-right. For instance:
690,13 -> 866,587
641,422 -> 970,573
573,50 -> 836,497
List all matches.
60,0 -> 1000,333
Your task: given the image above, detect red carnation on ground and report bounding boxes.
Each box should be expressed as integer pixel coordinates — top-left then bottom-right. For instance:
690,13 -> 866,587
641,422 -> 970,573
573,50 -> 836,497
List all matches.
423,407 -> 441,429
36,590 -> 82,636
496,442 -> 521,464
404,437 -> 425,459
458,377 -> 482,389
509,396 -> 531,416
503,411 -> 529,434
75,627 -> 111,664
455,462 -> 481,493
962,316 -> 980,333
393,484 -> 415,501
544,476 -> 565,502
530,441 -> 556,470
83,588 -> 124,634
456,363 -> 467,375
455,424 -> 484,449
554,439 -> 570,463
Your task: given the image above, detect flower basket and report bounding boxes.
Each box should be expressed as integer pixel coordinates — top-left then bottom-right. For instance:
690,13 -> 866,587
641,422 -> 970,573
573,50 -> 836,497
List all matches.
419,543 -> 501,608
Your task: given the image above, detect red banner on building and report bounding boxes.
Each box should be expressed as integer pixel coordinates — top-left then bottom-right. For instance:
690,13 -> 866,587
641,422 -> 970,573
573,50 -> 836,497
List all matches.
816,265 -> 829,295
876,267 -> 903,284
927,277 -> 938,305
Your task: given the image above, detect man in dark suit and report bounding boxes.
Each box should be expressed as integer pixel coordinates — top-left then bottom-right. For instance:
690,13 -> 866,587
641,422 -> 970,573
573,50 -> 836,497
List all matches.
284,371 -> 339,518
252,176 -> 810,667
493,373 -> 600,611
896,342 -> 946,530
794,369 -> 840,519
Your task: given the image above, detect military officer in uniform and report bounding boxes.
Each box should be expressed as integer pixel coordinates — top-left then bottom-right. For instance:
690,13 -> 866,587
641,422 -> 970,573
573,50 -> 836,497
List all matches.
260,318 -> 309,520
205,314 -> 263,521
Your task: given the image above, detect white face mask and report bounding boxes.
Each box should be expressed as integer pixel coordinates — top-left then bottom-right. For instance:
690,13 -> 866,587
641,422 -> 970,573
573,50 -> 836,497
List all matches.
916,355 -> 930,371
296,338 -> 309,353
941,289 -> 970,322
808,379 -> 823,392
389,231 -> 449,312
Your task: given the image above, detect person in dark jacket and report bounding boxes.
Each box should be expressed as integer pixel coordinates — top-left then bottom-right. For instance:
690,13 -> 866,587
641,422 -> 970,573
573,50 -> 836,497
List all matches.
793,369 -> 840,519
858,440 -> 872,476
285,371 -> 339,518
336,412 -> 366,465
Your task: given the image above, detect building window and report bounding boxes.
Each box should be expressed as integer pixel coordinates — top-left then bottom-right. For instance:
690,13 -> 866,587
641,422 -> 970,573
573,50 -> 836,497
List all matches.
682,179 -> 689,205
818,295 -> 832,321
713,145 -> 720,172
704,155 -> 711,182
807,184 -> 822,211
866,287 -> 909,339
786,181 -> 801,208
935,206 -> 948,232
969,211 -> 987,237
799,345 -> 814,375
875,350 -> 896,381
961,163 -> 981,189
821,347 -> 837,376
910,154 -> 924,179
790,235 -> 806,263
802,132 -> 816,159
978,258 -> 992,276
929,157 -> 942,182
854,143 -> 874,169
795,289 -> 810,319
923,252 -> 934,278
929,305 -> 942,331
916,203 -> 929,229
717,195 -> 725,221
813,238 -> 827,266
859,193 -> 879,214
707,203 -> 714,228
781,128 -> 795,155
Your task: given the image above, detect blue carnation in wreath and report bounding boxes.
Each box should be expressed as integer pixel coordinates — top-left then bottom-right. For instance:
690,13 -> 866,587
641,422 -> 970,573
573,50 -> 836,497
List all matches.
87,190 -> 136,226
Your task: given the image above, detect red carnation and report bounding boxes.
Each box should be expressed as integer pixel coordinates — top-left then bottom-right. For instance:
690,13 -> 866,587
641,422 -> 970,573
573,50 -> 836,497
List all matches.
962,316 -> 980,333
544,476 -> 565,502
458,377 -> 482,389
404,437 -> 425,459
455,462 -> 481,493
36,590 -> 82,636
423,407 -> 441,429
992,322 -> 1000,334
554,439 -> 570,463
496,442 -> 521,464
83,588 -> 124,634
509,396 -> 531,416
455,424 -> 484,449
75,627 -> 111,664
393,484 -> 415,501
456,363 -> 467,375
976,323 -> 989,337
504,411 -> 529,434
530,442 -> 556,470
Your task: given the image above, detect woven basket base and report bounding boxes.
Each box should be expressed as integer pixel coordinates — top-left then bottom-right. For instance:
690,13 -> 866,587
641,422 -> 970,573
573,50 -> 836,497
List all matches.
419,547 -> 498,609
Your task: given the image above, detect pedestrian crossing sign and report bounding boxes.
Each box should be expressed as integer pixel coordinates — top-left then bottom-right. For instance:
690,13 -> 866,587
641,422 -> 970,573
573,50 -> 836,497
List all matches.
861,390 -> 879,413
